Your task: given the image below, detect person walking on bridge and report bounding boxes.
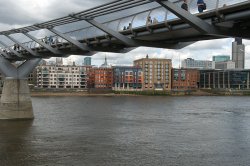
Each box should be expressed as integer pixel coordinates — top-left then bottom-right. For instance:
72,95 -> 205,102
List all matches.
197,0 -> 206,13
181,0 -> 188,11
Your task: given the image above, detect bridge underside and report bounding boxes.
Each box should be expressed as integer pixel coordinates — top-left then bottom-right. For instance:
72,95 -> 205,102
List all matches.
1,0 -> 249,61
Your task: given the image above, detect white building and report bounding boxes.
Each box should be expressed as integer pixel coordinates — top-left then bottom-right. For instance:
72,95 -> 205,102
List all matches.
182,58 -> 215,69
215,61 -> 236,70
37,64 -> 91,89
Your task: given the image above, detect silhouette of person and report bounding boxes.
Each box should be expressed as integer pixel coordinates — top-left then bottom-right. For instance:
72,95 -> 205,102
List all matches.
197,0 -> 205,13
181,0 -> 188,11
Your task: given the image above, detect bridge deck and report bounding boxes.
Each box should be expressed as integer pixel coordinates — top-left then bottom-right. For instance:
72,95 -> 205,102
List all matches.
0,0 -> 249,60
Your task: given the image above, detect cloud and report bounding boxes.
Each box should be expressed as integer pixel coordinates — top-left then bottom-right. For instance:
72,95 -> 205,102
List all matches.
0,0 -> 113,31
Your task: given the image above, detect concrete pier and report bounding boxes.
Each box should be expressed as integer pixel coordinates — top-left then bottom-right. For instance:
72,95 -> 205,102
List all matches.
0,78 -> 34,120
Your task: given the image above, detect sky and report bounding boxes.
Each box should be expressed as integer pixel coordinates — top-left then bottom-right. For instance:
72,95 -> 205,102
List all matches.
0,0 -> 249,68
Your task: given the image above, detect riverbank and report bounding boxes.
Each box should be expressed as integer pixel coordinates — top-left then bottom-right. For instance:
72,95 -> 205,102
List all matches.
30,89 -> 250,97
0,89 -> 250,97
30,91 -> 134,97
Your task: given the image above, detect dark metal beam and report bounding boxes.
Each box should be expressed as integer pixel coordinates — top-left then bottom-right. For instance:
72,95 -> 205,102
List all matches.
0,49 -> 12,59
89,1 -> 151,18
84,18 -> 138,46
77,0 -> 122,16
24,33 -> 63,55
39,17 -> 76,27
155,0 -> 219,34
80,0 -> 149,18
6,35 -> 40,57
0,40 -> 23,58
48,28 -> 92,51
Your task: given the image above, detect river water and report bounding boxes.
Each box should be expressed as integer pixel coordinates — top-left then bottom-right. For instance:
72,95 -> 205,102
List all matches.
1,96 -> 250,166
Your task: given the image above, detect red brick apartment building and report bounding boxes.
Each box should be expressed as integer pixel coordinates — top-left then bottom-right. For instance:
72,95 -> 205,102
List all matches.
172,68 -> 200,90
89,67 -> 113,89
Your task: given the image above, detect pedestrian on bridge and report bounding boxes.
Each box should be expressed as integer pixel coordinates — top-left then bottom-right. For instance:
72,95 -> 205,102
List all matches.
181,0 -> 188,11
13,44 -> 17,50
44,36 -> 48,44
48,36 -> 53,45
197,0 -> 206,13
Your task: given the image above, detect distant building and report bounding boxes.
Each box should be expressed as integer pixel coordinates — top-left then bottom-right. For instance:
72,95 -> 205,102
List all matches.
0,73 -> 3,88
91,67 -> 113,89
84,57 -> 92,66
200,69 -> 250,89
47,61 -> 56,66
88,56 -> 113,89
56,58 -> 63,65
172,68 -> 200,90
67,59 -> 74,66
28,70 -> 37,86
232,38 -> 245,69
87,68 -> 95,89
134,55 -> 172,91
212,55 -> 230,62
182,58 -> 215,69
39,60 -> 47,65
37,65 -> 91,89
100,56 -> 109,68
215,61 -> 235,70
113,66 -> 143,91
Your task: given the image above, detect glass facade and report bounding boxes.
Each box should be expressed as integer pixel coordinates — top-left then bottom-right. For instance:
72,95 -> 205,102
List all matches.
212,55 -> 230,62
182,58 -> 215,69
200,70 -> 250,89
84,57 -> 92,66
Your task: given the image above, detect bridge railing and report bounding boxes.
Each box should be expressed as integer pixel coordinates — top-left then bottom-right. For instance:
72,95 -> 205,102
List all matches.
6,0 -> 249,53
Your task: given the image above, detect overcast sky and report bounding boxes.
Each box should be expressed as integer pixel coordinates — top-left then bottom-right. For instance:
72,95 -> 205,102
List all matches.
0,0 -> 249,68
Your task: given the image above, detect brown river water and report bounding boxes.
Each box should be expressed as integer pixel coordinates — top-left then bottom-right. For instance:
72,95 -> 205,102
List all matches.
1,96 -> 250,166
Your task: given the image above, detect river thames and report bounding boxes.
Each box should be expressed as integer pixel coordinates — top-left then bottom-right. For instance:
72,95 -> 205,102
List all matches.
1,96 -> 250,166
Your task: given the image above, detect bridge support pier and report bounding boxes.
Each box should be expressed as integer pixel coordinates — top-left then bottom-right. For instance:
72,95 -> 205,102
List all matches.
0,57 -> 41,120
0,78 -> 33,119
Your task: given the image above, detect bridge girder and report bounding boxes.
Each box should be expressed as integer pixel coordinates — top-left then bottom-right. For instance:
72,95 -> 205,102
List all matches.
46,28 -> 93,52
24,32 -> 63,55
0,48 -> 13,59
6,35 -> 40,57
0,40 -> 24,58
154,0 -> 219,35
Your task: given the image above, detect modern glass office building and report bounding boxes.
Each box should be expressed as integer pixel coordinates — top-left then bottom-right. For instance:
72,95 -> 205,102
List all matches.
182,58 -> 215,69
200,69 -> 250,89
84,57 -> 92,66
212,55 -> 230,62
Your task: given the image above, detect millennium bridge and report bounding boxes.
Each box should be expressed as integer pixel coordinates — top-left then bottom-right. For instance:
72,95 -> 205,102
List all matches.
0,0 -> 249,119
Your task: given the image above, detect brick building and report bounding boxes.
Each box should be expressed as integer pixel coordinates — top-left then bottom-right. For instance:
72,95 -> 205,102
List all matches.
172,68 -> 200,90
113,66 -> 143,91
134,55 -> 172,91
91,67 -> 113,89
